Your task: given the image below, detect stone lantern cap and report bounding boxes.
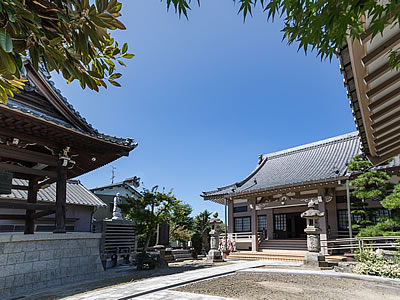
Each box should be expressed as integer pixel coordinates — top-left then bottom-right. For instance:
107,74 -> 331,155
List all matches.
209,212 -> 222,224
301,209 -> 324,219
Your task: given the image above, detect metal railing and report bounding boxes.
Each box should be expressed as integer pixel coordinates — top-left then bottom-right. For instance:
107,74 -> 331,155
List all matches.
220,232 -> 254,243
327,236 -> 400,253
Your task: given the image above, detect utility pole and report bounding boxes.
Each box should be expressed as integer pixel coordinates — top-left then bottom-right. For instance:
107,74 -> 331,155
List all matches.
111,166 -> 116,184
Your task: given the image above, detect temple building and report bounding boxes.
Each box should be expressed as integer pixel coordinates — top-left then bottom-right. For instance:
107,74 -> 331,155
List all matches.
91,176 -> 142,221
202,132 -> 400,253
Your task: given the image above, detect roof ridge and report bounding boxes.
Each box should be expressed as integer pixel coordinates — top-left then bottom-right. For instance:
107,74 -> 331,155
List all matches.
265,132 -> 359,160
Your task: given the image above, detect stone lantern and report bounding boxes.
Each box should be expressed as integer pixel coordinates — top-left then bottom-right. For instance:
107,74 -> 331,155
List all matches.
207,212 -> 223,262
301,199 -> 325,266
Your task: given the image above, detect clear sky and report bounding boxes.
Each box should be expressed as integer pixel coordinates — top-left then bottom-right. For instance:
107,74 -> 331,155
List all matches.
51,1 -> 356,218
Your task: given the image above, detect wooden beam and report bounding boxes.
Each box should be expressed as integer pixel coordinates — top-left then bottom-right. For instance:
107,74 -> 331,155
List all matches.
376,134 -> 400,150
12,184 -> 28,190
375,127 -> 400,144
0,127 -> 60,150
35,177 -> 56,190
362,32 -> 400,66
0,163 -> 56,178
347,36 -> 376,156
367,73 -> 400,99
371,111 -> 400,130
376,141 -> 400,156
0,214 -> 26,219
24,178 -> 37,234
369,86 -> 400,110
54,161 -> 67,233
369,148 -> 400,165
373,118 -> 400,138
32,209 -> 55,219
364,62 -> 391,84
370,99 -> 400,121
0,144 -> 58,167
0,202 -> 55,211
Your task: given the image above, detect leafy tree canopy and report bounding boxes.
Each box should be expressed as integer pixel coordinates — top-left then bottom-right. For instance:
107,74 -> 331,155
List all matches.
120,186 -> 190,251
0,0 -> 133,103
165,0 -> 400,63
381,184 -> 400,211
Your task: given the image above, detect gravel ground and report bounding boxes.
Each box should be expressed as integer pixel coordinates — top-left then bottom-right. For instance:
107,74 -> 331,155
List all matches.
175,272 -> 400,300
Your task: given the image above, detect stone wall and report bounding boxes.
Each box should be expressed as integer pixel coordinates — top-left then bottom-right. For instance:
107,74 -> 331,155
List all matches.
0,232 -> 104,299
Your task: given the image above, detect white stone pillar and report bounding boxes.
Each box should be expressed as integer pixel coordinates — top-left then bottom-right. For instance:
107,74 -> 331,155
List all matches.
250,198 -> 258,251
318,194 -> 328,255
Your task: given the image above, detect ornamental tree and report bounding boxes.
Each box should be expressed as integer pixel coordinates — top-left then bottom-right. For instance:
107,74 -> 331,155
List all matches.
348,155 -> 392,233
348,155 -> 400,236
119,186 -> 191,252
0,0 -> 133,103
169,200 -> 193,244
165,1 -> 400,64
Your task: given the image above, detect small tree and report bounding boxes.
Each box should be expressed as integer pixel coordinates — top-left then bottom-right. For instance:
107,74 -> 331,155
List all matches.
120,186 -> 186,252
169,201 -> 193,245
191,210 -> 211,254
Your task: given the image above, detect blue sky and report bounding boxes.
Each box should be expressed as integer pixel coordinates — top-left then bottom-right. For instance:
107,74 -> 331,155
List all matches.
52,1 -> 356,218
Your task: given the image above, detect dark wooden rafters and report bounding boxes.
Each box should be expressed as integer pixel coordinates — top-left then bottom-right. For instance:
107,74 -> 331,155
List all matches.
0,62 -> 135,234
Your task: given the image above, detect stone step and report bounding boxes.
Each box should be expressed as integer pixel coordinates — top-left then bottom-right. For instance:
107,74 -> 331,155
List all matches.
227,250 -> 306,263
226,254 -> 304,262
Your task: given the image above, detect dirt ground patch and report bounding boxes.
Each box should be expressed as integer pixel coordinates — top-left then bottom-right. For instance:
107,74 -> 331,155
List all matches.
175,272 -> 400,300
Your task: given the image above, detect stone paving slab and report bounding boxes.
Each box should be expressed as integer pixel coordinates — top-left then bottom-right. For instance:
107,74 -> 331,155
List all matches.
63,260 -> 267,300
135,290 -> 234,300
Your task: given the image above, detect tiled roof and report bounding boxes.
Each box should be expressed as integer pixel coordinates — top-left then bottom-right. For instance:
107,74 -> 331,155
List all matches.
202,132 -> 362,198
0,179 -> 106,207
5,64 -> 137,148
91,176 -> 141,197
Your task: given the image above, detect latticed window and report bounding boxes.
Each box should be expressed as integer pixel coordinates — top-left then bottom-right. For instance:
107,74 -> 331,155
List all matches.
337,210 -> 348,231
257,215 -> 267,232
233,206 -> 247,213
371,209 -> 390,224
274,214 -> 286,231
234,216 -> 251,232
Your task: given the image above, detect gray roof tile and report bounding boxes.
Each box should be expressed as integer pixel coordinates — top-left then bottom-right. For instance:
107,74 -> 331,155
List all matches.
0,179 -> 106,207
202,132 -> 362,197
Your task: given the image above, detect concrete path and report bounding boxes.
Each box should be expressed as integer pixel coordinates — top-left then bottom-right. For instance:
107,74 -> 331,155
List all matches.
134,290 -> 235,300
63,261 -> 267,300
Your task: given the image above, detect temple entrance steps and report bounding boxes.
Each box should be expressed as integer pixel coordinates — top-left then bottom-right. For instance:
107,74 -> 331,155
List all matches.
226,249 -> 307,262
259,239 -> 307,251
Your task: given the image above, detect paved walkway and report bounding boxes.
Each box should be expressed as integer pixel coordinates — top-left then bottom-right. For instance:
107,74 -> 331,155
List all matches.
63,261 -> 267,300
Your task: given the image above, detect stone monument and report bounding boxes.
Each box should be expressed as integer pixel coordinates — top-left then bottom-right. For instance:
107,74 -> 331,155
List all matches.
301,199 -> 326,267
207,212 -> 223,262
112,193 -> 123,220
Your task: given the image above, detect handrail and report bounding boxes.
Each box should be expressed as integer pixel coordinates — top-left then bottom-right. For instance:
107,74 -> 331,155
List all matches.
327,236 -> 400,252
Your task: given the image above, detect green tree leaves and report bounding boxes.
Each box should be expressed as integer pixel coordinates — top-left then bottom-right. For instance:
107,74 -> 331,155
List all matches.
120,186 -> 193,252
0,0 -> 134,103
0,29 -> 12,53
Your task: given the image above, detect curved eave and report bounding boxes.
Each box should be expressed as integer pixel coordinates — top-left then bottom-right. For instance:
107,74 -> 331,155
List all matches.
202,176 -> 349,203
340,19 -> 400,165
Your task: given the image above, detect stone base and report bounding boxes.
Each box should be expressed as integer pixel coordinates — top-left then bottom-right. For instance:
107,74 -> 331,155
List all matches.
304,252 -> 325,267
207,249 -> 223,262
0,232 -> 104,299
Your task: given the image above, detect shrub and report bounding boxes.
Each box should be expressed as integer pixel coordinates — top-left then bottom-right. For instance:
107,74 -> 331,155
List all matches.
354,248 -> 400,279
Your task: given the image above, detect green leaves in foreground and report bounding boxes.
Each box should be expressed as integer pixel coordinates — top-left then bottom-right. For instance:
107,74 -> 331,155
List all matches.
0,0 -> 134,103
